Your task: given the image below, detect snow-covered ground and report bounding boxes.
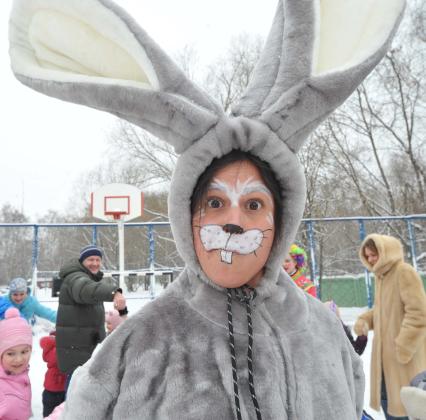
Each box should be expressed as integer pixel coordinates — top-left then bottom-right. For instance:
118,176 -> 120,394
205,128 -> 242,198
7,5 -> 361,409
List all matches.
28,288 -> 385,419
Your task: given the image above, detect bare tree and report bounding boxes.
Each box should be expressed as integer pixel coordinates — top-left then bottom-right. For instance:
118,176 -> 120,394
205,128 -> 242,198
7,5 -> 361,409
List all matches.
319,35 -> 425,217
204,33 -> 263,112
173,44 -> 200,82
109,122 -> 177,187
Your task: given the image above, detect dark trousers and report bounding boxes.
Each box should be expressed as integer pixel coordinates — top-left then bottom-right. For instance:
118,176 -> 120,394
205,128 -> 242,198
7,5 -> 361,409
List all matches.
42,389 -> 65,417
381,376 -> 408,420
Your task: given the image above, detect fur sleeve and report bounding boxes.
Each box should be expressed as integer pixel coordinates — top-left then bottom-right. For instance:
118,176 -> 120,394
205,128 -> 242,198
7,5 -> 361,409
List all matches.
61,360 -> 115,419
395,264 -> 426,360
352,347 -> 365,419
354,308 -> 374,336
341,327 -> 365,419
62,321 -> 133,418
358,308 -> 374,328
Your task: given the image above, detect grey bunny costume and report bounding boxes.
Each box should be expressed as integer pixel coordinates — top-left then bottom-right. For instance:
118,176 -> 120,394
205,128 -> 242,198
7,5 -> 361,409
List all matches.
9,0 -> 405,418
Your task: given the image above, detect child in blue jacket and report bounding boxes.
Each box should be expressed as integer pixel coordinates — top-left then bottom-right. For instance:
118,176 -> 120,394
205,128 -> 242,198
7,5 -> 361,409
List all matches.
0,295 -> 13,319
3,277 -> 56,325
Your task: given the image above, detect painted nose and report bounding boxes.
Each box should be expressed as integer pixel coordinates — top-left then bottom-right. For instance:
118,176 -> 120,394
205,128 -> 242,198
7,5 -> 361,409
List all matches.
223,224 -> 244,234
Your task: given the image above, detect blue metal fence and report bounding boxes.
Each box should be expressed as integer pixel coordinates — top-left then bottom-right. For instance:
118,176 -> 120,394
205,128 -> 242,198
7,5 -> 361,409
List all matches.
0,215 -> 425,306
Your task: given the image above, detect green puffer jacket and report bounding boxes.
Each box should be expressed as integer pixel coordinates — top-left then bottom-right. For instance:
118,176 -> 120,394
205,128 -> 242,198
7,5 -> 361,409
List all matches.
56,259 -> 117,374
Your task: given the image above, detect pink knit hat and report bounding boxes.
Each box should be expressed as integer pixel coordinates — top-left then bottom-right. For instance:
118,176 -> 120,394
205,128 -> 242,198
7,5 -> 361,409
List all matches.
105,309 -> 124,332
0,308 -> 33,357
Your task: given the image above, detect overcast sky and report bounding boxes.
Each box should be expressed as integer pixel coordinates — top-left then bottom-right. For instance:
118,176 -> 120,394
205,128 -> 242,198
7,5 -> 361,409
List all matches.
0,0 -> 277,221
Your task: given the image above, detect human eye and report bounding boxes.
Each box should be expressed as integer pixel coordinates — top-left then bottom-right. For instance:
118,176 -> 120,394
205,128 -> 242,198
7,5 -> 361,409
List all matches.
207,197 -> 223,209
246,199 -> 263,211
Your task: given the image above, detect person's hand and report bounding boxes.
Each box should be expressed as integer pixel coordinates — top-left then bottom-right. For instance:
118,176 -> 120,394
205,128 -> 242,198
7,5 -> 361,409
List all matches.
395,345 -> 413,364
113,292 -> 126,311
354,319 -> 369,336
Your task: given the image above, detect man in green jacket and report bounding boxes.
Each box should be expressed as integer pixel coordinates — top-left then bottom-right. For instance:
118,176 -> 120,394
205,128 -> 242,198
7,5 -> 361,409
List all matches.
56,245 -> 126,391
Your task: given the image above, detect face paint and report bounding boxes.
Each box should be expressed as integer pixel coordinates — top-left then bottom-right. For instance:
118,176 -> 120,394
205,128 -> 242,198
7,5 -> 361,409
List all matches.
200,224 -> 267,264
210,178 -> 273,208
192,160 -> 276,289
283,255 -> 297,274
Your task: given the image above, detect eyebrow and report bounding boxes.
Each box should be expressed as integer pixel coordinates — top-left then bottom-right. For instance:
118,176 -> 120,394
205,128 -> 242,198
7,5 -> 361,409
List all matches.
241,183 -> 272,196
209,179 -> 272,196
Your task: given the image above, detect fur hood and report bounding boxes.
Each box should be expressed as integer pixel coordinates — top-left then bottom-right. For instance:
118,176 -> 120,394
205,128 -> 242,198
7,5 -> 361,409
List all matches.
359,233 -> 404,276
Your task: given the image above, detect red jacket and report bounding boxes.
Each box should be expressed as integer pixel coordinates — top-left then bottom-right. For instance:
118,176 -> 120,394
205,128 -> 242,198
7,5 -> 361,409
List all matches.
40,336 -> 66,392
291,270 -> 317,298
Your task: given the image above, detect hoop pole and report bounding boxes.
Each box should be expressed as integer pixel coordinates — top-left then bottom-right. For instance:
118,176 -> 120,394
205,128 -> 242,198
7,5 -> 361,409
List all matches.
118,219 -> 125,290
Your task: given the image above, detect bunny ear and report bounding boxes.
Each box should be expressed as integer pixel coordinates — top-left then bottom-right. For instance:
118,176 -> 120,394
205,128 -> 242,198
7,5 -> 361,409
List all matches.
9,0 -> 222,153
232,0 -> 406,153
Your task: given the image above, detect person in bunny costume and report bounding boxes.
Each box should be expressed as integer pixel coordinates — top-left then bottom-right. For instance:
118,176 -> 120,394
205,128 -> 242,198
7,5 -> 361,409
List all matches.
8,0 -> 405,418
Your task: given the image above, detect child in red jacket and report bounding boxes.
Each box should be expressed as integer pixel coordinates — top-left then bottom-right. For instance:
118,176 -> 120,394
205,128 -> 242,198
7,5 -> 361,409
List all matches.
40,332 -> 66,417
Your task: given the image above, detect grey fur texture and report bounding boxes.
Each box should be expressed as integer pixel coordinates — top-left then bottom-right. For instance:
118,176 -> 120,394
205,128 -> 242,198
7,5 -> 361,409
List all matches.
63,270 -> 365,419
400,385 -> 426,420
8,0 -> 405,418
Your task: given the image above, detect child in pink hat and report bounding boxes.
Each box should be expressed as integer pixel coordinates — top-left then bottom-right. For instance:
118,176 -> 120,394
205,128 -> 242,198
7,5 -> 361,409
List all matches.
0,307 -> 33,420
105,309 -> 126,334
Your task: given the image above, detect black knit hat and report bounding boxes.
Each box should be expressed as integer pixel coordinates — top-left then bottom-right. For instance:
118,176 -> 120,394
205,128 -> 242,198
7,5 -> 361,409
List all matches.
79,245 -> 103,263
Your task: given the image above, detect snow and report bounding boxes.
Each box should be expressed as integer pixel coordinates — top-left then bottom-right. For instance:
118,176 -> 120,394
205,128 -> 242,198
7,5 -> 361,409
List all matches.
27,288 -> 385,419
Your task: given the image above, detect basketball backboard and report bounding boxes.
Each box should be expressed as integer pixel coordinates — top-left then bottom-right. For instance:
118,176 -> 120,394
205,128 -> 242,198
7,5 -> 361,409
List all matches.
90,183 -> 143,222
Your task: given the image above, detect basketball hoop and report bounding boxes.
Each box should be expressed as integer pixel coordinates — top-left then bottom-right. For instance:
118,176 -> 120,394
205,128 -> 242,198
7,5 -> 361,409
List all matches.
91,183 -> 144,222
90,183 -> 144,289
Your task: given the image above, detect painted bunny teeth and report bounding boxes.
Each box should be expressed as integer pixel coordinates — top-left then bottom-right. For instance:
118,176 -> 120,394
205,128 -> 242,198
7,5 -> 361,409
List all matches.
200,225 -> 265,264
220,250 -> 233,264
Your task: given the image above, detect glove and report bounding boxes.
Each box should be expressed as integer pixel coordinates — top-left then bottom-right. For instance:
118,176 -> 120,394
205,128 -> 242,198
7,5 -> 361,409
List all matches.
354,319 -> 369,336
395,345 -> 413,364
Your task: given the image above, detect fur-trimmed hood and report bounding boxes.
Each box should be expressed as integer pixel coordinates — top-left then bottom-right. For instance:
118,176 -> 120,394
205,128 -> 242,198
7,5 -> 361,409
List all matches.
359,233 -> 404,276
